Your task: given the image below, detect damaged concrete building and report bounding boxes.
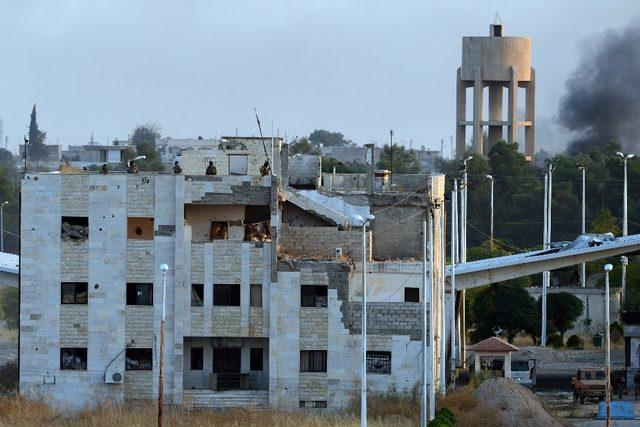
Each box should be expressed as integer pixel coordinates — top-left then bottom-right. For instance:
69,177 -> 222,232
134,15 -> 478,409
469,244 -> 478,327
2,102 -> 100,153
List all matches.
19,139 -> 446,410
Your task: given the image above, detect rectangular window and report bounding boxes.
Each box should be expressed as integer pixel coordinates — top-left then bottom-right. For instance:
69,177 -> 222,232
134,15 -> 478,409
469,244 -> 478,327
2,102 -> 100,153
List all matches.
210,221 -> 229,240
301,285 -> 328,308
250,348 -> 263,371
60,347 -> 87,370
61,216 -> 89,241
367,351 -> 392,374
229,154 -> 248,175
214,284 -> 240,306
61,282 -> 88,304
125,348 -> 153,370
191,284 -> 204,307
404,287 -> 419,303
127,217 -> 154,240
250,284 -> 262,307
126,283 -> 153,305
190,347 -> 203,370
299,400 -> 328,408
300,350 -> 327,373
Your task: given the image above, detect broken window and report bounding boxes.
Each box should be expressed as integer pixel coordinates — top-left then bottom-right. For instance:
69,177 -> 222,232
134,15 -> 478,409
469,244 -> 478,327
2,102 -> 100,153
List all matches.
244,205 -> 271,242
191,284 -> 204,307
404,287 -> 419,303
61,216 -> 88,241
60,347 -> 87,370
213,284 -> 240,306
210,221 -> 229,240
61,282 -> 88,304
127,217 -> 154,240
299,401 -> 328,408
250,284 -> 262,307
301,285 -> 328,308
125,348 -> 153,370
126,283 -> 153,305
250,348 -> 263,371
367,351 -> 391,374
300,350 -> 327,372
190,347 -> 203,370
229,154 -> 248,175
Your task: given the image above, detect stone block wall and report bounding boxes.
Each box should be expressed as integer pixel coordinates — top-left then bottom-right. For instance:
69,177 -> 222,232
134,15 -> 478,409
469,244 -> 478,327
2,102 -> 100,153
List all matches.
299,308 -> 328,350
61,240 -> 88,282
125,307 -> 154,347
61,175 -> 89,215
126,175 -> 155,217
299,373 -> 329,401
280,225 -> 362,260
124,371 -> 153,400
126,240 -> 154,282
59,305 -> 88,347
212,307 -> 242,336
348,302 -> 425,340
249,307 -> 264,337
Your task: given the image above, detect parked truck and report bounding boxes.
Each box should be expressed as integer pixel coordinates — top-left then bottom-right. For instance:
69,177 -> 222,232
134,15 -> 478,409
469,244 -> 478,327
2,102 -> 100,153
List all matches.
572,369 -> 606,404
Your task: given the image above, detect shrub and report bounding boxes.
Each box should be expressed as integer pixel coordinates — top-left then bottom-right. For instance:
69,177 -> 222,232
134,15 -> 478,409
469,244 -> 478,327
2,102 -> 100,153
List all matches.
566,334 -> 583,349
428,407 -> 456,426
0,361 -> 18,393
547,334 -> 564,348
611,321 -> 624,343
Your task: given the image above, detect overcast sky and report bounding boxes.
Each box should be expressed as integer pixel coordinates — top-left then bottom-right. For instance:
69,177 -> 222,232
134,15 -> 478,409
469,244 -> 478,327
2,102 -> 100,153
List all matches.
0,1 -> 636,155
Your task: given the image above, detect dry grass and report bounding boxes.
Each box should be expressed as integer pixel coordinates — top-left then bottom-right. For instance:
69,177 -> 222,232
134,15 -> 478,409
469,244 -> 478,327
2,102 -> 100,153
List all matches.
0,328 -> 18,342
437,386 -> 501,427
0,394 -> 416,427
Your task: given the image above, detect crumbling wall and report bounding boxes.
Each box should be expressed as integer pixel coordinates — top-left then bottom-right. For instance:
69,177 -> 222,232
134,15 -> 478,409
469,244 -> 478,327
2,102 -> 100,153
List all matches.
282,202 -> 332,227
280,225 -> 362,260
370,205 -> 424,260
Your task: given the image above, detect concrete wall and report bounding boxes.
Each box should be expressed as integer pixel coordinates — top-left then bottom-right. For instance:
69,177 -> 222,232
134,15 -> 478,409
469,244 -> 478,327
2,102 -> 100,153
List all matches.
279,225 -> 363,260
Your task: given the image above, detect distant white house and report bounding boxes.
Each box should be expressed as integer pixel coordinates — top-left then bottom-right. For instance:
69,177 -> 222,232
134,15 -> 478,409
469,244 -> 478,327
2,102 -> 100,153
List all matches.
0,252 -> 18,289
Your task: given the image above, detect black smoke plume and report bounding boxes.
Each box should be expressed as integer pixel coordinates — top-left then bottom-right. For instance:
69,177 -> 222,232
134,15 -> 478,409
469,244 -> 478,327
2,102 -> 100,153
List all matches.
559,19 -> 640,154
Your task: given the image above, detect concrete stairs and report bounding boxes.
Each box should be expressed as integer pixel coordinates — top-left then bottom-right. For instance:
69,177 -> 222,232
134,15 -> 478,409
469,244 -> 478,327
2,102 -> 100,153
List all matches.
284,189 -> 349,226
182,390 -> 269,409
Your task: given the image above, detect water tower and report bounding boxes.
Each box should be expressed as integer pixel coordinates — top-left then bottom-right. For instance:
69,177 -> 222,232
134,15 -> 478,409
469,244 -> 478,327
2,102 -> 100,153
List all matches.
456,23 -> 535,160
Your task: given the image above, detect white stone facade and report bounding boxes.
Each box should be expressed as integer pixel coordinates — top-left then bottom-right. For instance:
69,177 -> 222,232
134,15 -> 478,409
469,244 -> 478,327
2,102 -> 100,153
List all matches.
20,170 -> 444,411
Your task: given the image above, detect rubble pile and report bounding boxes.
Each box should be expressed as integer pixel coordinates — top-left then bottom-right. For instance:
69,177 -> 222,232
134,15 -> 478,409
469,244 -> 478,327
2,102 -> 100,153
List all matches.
61,222 -> 89,241
474,378 -> 561,426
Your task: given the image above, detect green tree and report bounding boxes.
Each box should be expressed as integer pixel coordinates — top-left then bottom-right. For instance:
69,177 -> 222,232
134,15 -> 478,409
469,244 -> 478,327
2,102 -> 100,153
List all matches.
129,124 -> 164,171
321,157 -> 369,173
290,137 -> 320,155
377,144 -> 419,174
538,292 -> 583,341
591,209 -> 620,235
0,288 -> 18,329
471,283 -> 538,342
27,104 -> 48,164
308,130 -> 351,147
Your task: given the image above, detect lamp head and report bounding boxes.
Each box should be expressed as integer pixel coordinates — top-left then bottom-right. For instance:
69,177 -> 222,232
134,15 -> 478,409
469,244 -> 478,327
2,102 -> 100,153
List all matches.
617,152 -> 624,158
160,263 -> 169,271
629,154 -> 635,159
1,201 -> 8,206
604,264 -> 613,272
351,214 -> 364,225
365,214 -> 375,222
486,175 -> 493,180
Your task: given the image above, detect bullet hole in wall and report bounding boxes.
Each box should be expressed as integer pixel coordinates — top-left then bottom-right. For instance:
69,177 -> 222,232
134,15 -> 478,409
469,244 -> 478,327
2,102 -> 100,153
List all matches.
94,284 -> 99,289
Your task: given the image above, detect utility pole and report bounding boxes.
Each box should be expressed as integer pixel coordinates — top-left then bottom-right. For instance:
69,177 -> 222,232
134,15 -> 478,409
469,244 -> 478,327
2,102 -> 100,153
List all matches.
428,210 -> 436,421
604,263 -> 613,427
158,263 -> 169,427
617,152 -> 633,305
486,175 -> 494,252
421,218 -> 428,426
541,173 -> 548,346
450,180 -> 457,384
577,164 -> 586,287
460,156 -> 472,365
439,201 -> 446,396
389,130 -> 394,186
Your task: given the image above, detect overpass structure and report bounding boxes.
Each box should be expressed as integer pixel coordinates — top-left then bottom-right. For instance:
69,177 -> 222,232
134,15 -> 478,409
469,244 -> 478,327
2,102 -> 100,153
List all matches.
0,252 -> 19,289
448,234 -> 640,290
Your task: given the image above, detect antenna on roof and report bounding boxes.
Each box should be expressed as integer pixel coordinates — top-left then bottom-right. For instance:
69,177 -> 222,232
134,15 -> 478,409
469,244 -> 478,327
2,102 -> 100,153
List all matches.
253,107 -> 270,162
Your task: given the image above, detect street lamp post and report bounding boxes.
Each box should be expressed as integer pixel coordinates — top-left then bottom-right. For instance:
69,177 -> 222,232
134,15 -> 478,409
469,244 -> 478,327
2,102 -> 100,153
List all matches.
158,263 -> 169,427
0,201 -> 9,252
486,175 -> 494,252
460,156 -> 472,366
577,164 -> 586,288
617,152 -> 634,305
604,263 -> 613,427
450,180 -> 458,384
352,214 -> 375,427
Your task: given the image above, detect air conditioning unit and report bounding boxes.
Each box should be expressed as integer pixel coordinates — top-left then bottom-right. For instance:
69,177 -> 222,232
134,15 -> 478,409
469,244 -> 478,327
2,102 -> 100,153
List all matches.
105,372 -> 123,384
